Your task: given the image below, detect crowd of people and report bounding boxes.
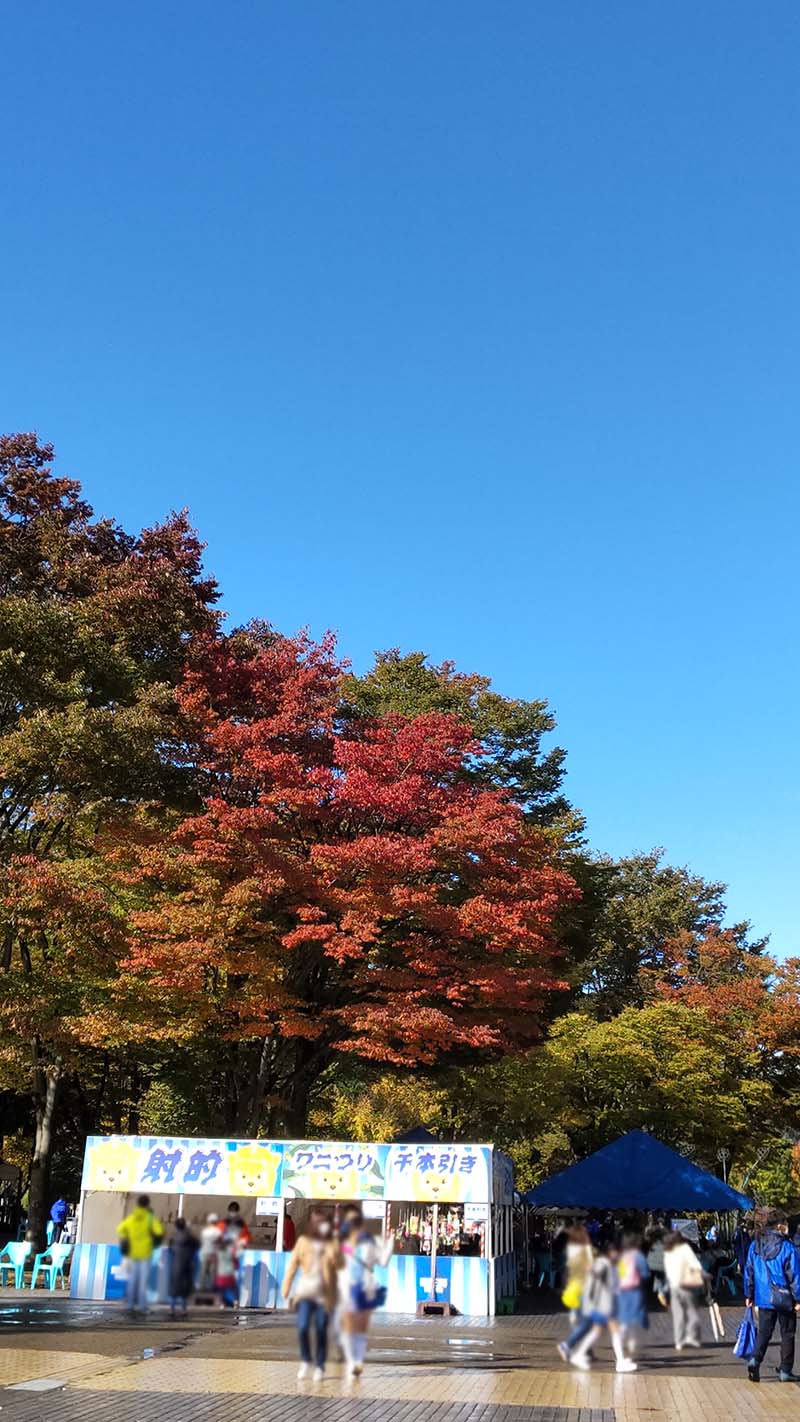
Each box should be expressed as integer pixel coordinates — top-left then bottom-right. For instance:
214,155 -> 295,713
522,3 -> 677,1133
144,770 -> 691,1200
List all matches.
554,1206 -> 800,1381
116,1196 -> 394,1382
117,1197 -> 254,1317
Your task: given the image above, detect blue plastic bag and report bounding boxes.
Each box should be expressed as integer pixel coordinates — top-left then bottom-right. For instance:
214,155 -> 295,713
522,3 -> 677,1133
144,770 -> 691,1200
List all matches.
733,1307 -> 757,1360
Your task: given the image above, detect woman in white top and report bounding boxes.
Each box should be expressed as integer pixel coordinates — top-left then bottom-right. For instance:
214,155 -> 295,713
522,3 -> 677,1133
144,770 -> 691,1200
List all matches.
663,1230 -> 705,1350
338,1207 -> 394,1379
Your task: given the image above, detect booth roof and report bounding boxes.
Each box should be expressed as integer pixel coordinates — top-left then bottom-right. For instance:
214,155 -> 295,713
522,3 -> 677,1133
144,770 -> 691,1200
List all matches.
523,1130 -> 752,1212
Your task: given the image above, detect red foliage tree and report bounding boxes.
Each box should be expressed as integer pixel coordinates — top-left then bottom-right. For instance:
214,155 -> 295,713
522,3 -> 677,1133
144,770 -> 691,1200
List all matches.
112,626 -> 579,1134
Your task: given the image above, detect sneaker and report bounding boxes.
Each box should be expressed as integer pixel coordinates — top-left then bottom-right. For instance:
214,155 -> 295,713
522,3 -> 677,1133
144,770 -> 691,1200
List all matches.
571,1355 -> 591,1371
297,1363 -> 310,1380
348,1363 -> 364,1380
616,1358 -> 637,1373
747,1360 -> 760,1384
313,1367 -> 325,1382
777,1369 -> 798,1382
557,1342 -> 571,1363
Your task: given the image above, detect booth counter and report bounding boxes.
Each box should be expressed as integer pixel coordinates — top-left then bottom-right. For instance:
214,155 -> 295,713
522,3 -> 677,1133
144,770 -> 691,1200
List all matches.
72,1134 -> 516,1316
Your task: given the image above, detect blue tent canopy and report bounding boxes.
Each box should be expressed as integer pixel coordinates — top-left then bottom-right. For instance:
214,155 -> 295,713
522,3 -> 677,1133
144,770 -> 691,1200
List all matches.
523,1131 -> 752,1212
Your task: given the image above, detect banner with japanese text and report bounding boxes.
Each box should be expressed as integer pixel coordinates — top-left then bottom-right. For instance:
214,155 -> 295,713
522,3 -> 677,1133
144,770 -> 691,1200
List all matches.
81,1136 -> 284,1198
281,1141 -> 387,1199
80,1135 -> 494,1203
384,1143 -> 490,1202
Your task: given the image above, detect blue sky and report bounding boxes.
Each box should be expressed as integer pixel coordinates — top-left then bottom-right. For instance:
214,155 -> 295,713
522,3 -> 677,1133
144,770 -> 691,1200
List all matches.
2,2 -> 798,953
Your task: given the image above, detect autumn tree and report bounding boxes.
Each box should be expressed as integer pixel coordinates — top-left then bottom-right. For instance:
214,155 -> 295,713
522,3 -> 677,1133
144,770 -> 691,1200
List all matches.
573,849 -> 766,1017
108,626 -> 579,1136
342,649 -> 574,826
0,433 -> 218,1242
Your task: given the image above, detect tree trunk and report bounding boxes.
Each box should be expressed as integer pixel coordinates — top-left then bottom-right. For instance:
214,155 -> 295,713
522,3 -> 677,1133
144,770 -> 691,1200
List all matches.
28,1046 -> 63,1252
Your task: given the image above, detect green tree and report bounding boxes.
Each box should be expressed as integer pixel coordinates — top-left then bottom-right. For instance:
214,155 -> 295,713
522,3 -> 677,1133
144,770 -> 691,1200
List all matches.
0,433 -> 217,1243
575,849 -> 765,1017
342,649 -> 574,827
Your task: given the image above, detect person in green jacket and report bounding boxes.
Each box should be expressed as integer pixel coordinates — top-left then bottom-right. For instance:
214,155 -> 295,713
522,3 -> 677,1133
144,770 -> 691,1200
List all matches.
118,1194 -> 164,1316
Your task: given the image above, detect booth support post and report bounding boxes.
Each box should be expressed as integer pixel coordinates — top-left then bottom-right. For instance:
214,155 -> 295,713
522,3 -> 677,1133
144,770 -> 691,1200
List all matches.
276,1198 -> 285,1253
429,1202 -> 439,1303
486,1197 -> 495,1317
76,1190 -> 87,1245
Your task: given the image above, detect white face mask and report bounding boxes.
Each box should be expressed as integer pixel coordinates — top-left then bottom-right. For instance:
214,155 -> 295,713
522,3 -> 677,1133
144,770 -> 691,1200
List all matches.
317,1222 -> 332,1238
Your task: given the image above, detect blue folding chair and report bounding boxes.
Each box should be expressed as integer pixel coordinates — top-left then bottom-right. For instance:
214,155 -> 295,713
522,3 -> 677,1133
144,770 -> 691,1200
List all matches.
714,1260 -> 739,1298
0,1241 -> 32,1288
30,1242 -> 71,1291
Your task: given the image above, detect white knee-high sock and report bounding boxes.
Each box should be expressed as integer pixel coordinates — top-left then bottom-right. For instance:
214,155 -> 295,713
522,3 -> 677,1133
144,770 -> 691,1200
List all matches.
610,1327 -> 626,1365
572,1324 -> 601,1361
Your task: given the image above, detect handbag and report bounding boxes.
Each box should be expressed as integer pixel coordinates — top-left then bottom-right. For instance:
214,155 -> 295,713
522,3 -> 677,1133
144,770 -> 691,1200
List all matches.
770,1284 -> 794,1312
733,1306 -> 757,1360
561,1279 -> 583,1311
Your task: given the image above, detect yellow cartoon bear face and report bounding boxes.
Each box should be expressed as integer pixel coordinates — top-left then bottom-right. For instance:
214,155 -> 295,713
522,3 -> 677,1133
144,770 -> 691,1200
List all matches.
411,1168 -> 462,1203
84,1140 -> 140,1192
228,1145 -> 281,1197
305,1165 -> 361,1199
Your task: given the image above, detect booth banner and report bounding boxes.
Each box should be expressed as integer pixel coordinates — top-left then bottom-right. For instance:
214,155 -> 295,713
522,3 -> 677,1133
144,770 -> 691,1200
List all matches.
384,1143 -> 490,1202
281,1141 -> 387,1199
80,1135 -> 492,1203
81,1136 -> 284,1197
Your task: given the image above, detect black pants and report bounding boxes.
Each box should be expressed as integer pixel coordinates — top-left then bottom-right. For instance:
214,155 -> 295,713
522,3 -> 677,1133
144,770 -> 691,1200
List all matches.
753,1308 -> 796,1373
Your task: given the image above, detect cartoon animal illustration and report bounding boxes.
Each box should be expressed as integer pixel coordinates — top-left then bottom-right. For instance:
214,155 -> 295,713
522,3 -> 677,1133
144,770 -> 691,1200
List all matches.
305,1165 -> 361,1199
83,1139 -> 140,1192
410,1168 -> 463,1203
228,1144 -> 282,1197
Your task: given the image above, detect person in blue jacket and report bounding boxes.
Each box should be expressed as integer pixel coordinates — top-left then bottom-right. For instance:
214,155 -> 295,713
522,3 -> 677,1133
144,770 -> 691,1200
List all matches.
744,1207 -> 800,1383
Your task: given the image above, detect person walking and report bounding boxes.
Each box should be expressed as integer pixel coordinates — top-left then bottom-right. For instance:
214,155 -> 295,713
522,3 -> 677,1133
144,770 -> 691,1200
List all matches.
339,1208 -> 394,1380
169,1218 -> 199,1317
663,1230 -> 705,1351
562,1225 -> 594,1323
616,1232 -> 650,1357
117,1194 -> 164,1317
561,1241 -> 636,1374
282,1210 -> 339,1381
744,1207 -> 800,1383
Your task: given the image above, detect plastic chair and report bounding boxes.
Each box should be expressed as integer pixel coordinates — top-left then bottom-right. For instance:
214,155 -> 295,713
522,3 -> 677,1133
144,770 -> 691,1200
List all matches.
46,1221 -> 55,1246
30,1242 -> 71,1291
714,1260 -> 739,1298
0,1241 -> 32,1288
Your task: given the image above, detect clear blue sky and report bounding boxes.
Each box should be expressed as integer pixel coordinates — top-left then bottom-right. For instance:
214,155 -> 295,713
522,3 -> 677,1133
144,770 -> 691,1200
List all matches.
2,2 -> 798,954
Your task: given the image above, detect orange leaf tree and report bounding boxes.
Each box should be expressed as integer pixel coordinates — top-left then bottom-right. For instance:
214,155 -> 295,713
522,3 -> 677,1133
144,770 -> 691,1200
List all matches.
112,626 -> 579,1135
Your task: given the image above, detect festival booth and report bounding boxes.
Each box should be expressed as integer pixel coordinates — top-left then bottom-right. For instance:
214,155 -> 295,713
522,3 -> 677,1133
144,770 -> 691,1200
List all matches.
72,1135 -> 516,1316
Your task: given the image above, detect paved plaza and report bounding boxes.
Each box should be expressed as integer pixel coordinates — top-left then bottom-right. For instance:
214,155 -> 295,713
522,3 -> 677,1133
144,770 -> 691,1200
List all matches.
0,1297 -> 797,1422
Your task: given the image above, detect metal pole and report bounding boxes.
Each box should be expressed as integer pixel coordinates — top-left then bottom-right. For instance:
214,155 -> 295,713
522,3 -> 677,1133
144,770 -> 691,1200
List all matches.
429,1202 -> 439,1303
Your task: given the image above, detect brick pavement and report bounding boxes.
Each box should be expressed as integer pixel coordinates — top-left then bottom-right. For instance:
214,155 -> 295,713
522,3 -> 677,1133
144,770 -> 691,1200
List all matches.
1,1298 -> 799,1420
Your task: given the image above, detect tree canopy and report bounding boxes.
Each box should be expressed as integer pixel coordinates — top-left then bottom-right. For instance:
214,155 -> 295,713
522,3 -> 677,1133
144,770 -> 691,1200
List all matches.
0,433 -> 797,1222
